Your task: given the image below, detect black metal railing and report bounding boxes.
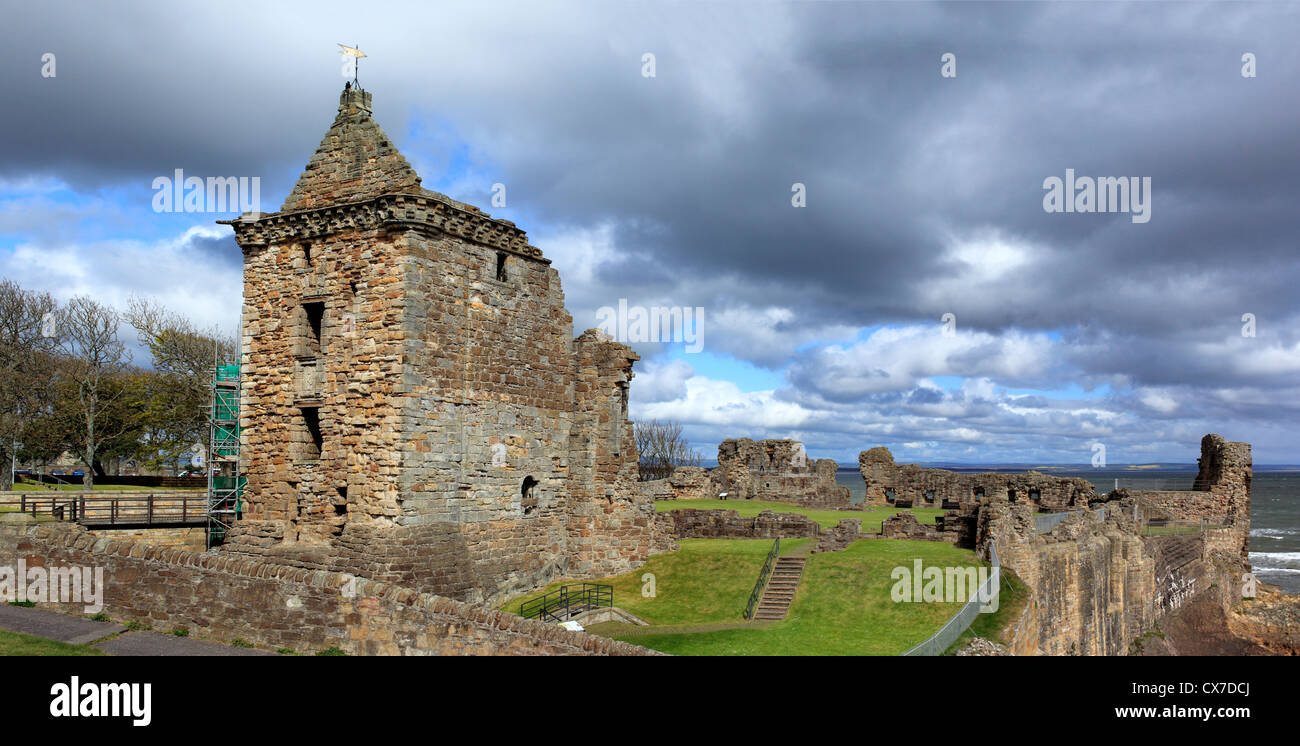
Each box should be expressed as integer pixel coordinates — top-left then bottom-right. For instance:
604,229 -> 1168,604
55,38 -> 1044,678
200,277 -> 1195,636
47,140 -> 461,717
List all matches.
744,538 -> 780,620
519,583 -> 614,623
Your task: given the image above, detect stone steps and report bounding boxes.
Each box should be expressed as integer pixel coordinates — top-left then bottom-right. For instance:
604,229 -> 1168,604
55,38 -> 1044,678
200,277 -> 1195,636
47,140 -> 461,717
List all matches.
753,557 -> 806,620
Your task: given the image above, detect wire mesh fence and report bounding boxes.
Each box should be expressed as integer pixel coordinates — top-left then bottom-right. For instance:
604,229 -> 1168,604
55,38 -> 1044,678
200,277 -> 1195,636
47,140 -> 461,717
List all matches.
900,542 -> 1000,656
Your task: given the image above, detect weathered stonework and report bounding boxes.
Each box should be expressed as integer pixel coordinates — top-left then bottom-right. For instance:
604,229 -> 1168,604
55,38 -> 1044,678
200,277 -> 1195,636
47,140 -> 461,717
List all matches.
218,86 -> 658,604
634,465 -> 716,501
5,523 -> 656,656
859,446 -> 1097,511
813,519 -> 862,552
971,434 -> 1255,655
663,509 -> 821,540
711,438 -> 851,507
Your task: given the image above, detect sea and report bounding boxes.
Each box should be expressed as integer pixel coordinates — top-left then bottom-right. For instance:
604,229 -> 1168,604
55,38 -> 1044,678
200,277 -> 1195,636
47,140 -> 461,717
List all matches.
834,466 -> 1300,594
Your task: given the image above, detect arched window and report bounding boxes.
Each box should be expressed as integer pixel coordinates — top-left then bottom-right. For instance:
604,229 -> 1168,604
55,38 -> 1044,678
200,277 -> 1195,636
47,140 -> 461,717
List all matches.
521,476 -> 539,516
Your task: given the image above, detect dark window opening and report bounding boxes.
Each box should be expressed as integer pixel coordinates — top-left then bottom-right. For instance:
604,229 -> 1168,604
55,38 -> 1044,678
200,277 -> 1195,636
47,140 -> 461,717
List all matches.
349,281 -> 358,295
521,475 -> 539,516
302,407 -> 322,461
924,490 -> 936,503
1029,490 -> 1041,502
303,241 -> 313,266
336,486 -> 348,504
495,252 -> 508,282
304,301 -> 324,355
885,489 -> 896,502
974,487 -> 986,500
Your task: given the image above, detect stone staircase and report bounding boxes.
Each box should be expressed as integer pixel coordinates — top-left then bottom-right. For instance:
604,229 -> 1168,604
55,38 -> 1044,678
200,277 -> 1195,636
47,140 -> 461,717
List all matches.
752,556 -> 806,620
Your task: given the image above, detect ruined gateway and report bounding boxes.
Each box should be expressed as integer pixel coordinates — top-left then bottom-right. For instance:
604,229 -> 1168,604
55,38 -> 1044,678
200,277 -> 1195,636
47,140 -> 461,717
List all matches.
218,85 -> 660,603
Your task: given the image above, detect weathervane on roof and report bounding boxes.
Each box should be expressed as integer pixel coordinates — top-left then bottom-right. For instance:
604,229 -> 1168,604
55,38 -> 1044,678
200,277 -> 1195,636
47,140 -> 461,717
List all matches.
338,43 -> 366,88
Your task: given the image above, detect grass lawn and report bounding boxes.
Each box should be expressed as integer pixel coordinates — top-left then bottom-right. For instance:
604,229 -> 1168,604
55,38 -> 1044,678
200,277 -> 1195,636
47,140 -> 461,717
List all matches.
944,568 -> 1030,654
655,498 -> 944,532
501,536 -> 988,655
0,628 -> 107,656
499,538 -> 809,625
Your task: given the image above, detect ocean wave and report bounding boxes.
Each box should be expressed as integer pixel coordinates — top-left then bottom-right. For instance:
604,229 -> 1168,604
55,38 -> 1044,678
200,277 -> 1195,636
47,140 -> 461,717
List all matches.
1250,528 -> 1297,539
1250,551 -> 1300,570
1254,567 -> 1300,576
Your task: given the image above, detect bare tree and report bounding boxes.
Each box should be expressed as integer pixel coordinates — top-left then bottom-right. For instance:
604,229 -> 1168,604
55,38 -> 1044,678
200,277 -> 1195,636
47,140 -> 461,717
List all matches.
0,280 -> 60,490
59,296 -> 131,489
125,295 -> 237,472
634,419 -> 702,482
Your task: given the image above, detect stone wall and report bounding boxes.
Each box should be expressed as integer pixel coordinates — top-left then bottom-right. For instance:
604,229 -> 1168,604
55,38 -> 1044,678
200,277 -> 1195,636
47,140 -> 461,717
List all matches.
661,508 -> 820,540
972,435 -> 1253,657
711,438 -> 851,508
859,446 -> 1096,512
5,523 -> 657,656
634,466 -> 716,501
220,85 -> 656,605
1129,434 -> 1252,563
813,519 -> 862,552
977,497 -> 1160,655
85,526 -> 205,552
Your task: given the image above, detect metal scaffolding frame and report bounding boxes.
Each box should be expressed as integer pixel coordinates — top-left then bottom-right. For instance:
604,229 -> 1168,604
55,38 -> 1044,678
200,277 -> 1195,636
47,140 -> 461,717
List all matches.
206,363 -> 244,548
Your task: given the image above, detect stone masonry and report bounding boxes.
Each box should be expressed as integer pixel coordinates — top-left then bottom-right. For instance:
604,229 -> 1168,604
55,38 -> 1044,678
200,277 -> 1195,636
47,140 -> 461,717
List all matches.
218,85 -> 657,604
972,434 -> 1253,655
711,438 -> 852,507
859,446 -> 1096,511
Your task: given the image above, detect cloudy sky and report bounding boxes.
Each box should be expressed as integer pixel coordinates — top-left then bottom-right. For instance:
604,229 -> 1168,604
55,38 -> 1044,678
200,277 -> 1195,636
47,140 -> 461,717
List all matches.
3,1 -> 1298,465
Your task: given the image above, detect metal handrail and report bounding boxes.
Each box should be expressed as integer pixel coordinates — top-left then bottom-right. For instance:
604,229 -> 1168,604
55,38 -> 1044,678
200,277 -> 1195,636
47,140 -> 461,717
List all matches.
520,583 -> 614,622
744,538 -> 781,620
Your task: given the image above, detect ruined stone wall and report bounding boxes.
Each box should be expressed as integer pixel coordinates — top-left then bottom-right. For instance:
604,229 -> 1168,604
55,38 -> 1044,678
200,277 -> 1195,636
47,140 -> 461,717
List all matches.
662,509 -> 821,540
634,466 -> 716,501
565,332 -> 655,579
859,446 -> 1096,511
6,523 -> 656,656
712,438 -> 851,508
977,498 -> 1159,655
813,519 -> 862,552
974,489 -> 1244,655
1129,434 -> 1252,563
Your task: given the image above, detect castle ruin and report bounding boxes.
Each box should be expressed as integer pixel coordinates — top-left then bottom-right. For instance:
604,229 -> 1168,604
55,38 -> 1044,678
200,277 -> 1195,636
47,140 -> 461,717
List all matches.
859,446 -> 1097,511
217,85 -> 658,604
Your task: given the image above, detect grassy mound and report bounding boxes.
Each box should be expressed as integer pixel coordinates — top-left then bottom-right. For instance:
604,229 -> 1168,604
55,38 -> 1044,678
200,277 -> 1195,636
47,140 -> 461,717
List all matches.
500,536 -> 989,655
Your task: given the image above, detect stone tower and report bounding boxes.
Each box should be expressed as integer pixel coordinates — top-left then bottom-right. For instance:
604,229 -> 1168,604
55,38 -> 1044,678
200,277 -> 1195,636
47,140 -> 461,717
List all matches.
218,85 -> 655,603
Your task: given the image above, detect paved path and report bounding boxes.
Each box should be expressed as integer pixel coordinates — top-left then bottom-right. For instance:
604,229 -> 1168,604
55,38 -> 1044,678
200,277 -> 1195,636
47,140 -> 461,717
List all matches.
0,605 -> 276,655
95,631 -> 276,656
0,604 -> 124,644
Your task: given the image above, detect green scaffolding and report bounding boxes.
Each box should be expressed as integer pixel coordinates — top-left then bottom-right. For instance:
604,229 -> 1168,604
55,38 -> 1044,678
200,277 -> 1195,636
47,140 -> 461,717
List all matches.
206,363 -> 243,548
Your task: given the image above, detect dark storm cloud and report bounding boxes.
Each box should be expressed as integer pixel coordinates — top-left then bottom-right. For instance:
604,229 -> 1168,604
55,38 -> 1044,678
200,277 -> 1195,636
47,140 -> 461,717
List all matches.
4,1 -> 1299,459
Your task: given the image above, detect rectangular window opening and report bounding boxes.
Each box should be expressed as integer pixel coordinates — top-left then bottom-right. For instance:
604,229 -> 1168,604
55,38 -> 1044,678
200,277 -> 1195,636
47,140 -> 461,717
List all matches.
304,301 -> 324,356
302,407 -> 322,461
